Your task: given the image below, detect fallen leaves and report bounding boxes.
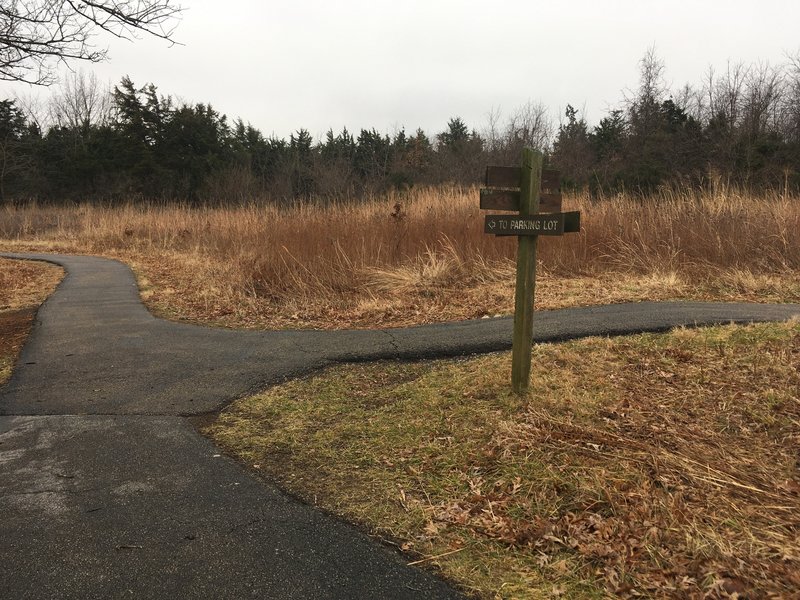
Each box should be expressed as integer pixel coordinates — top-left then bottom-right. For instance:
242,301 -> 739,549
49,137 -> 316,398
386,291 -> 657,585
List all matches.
410,325 -> 800,596
209,322 -> 800,598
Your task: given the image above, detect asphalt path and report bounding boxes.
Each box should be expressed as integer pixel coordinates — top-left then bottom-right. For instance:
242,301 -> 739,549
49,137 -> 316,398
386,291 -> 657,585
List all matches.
1,252 -> 799,599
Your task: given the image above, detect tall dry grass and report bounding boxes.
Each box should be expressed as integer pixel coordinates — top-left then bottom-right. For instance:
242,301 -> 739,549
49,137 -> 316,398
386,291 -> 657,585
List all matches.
1,185 -> 798,327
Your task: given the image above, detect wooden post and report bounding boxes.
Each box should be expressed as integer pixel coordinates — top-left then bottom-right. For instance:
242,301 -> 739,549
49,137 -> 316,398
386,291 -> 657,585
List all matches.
482,152 -> 578,392
511,148 -> 542,393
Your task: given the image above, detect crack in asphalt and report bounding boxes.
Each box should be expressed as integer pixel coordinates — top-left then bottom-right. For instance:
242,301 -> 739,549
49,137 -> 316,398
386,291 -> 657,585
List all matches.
381,328 -> 401,354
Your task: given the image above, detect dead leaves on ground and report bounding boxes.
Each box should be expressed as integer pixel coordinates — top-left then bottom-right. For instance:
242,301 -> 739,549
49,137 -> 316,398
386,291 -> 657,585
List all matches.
407,327 -> 800,597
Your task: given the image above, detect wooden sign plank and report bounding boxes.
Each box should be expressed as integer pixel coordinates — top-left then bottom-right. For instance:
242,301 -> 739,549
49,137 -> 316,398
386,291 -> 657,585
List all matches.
485,166 -> 521,188
480,188 -> 562,213
485,166 -> 560,190
484,211 -> 580,236
563,210 -> 581,233
485,213 -> 566,236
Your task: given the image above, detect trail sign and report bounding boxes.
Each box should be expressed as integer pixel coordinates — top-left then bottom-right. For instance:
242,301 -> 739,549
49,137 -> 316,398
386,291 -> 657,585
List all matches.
481,149 -> 582,393
481,166 -> 562,212
484,212 -> 580,236
480,189 -> 562,213
485,166 -> 561,190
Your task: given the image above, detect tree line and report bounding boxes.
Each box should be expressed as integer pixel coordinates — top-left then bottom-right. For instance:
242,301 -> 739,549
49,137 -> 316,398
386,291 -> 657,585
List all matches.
553,50 -> 800,194
2,50 -> 799,205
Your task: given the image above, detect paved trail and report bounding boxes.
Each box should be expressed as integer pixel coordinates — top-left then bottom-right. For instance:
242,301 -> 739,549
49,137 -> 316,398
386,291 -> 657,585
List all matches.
2,253 -> 799,599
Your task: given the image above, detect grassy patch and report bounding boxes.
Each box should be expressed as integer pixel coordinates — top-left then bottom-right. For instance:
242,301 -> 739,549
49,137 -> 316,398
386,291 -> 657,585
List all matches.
207,321 -> 800,598
1,186 -> 800,330
0,258 -> 64,385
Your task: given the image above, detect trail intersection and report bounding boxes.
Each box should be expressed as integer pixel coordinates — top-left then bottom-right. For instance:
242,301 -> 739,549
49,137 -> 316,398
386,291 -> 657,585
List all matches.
2,253 -> 799,599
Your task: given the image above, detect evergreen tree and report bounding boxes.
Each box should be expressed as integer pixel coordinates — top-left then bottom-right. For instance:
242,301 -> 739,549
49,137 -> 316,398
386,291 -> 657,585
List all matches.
551,105 -> 593,190
388,128 -> 413,190
437,117 -> 470,152
436,117 -> 483,183
290,129 -> 314,200
0,100 -> 33,201
158,103 -> 231,200
317,128 -> 356,197
354,128 -> 390,184
589,110 -> 626,191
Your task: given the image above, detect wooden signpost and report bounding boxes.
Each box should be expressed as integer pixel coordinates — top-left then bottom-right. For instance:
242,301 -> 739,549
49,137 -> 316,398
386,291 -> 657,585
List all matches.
480,167 -> 562,213
482,148 -> 581,393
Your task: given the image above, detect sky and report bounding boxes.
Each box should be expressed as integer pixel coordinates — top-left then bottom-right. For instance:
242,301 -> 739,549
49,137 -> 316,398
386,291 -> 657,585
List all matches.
4,0 -> 800,140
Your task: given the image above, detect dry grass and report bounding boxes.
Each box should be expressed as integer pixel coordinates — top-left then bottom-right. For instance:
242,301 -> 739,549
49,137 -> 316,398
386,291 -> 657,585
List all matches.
207,321 -> 800,598
0,258 -> 63,384
1,185 -> 798,329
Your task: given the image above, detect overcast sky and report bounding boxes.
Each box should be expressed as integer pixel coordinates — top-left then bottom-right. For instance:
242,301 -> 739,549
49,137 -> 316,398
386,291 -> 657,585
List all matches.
4,0 -> 800,140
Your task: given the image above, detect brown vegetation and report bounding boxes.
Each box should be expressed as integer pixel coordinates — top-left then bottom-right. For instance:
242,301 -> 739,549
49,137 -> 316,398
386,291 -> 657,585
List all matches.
1,185 -> 799,330
0,258 -> 63,384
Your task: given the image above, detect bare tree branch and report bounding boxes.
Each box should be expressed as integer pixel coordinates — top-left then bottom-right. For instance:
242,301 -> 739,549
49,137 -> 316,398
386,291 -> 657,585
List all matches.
0,0 -> 182,85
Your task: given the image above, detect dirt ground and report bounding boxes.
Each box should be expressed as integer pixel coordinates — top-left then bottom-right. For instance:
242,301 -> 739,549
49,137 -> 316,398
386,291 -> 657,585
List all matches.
0,259 -> 63,384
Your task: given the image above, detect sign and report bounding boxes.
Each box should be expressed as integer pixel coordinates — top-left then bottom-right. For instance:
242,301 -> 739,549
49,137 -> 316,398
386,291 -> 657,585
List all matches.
480,188 -> 562,213
485,166 -> 561,191
484,211 -> 580,236
480,151 -> 582,394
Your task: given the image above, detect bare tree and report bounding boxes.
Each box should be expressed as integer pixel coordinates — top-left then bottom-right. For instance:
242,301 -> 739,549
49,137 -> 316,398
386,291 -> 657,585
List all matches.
49,69 -> 112,129
673,82 -> 703,122
742,62 -> 783,140
786,52 -> 800,144
703,62 -> 749,128
0,0 -> 182,85
11,88 -> 49,130
635,47 -> 667,108
481,105 -> 503,154
497,100 -> 552,163
626,47 -> 667,140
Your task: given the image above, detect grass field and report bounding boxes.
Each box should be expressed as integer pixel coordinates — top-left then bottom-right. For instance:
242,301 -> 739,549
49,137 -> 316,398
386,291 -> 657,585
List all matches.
2,186 -> 799,598
1,185 -> 799,329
